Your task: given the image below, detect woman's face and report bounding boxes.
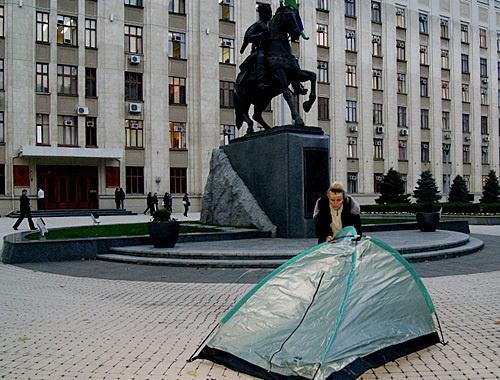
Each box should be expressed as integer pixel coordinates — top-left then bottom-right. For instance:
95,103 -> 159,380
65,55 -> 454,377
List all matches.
328,193 -> 344,210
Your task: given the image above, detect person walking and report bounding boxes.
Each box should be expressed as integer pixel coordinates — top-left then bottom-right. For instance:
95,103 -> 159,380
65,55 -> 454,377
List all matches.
144,192 -> 153,215
163,192 -> 171,211
114,188 -> 121,209
118,187 -> 126,209
167,192 -> 173,213
182,193 -> 190,217
152,192 -> 159,213
37,187 -> 45,210
13,189 -> 36,231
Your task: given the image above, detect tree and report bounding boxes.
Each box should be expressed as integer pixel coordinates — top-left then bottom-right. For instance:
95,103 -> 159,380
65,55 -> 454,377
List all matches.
448,175 -> 470,203
480,170 -> 500,203
376,168 -> 410,204
413,170 -> 442,203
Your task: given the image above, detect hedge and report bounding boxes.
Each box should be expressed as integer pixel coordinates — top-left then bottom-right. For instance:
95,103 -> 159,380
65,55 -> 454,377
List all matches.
361,202 -> 500,214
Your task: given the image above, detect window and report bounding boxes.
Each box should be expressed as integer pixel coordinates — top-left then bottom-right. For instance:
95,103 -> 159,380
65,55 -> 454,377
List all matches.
398,140 -> 408,161
168,32 -> 186,59
395,7 -> 406,28
170,122 -> 186,149
347,137 -> 357,159
481,116 -> 488,134
169,0 -> 185,14
462,114 -> 470,133
85,68 -> 97,97
481,89 -> 488,105
345,29 -> 356,51
219,38 -> 235,64
462,84 -> 470,103
317,0 -> 329,11
442,144 -> 451,163
36,63 -> 49,93
221,125 -> 235,146
419,13 -> 428,34
0,112 -> 3,143
463,145 -> 471,163
220,81 -> 235,108
442,80 -> 450,100
126,166 -> 144,194
0,165 -> 5,194
57,65 -> 78,95
374,174 -> 384,193
125,0 -> 143,7
441,50 -> 449,69
421,109 -> 429,130
85,117 -> 97,147
125,25 -> 143,54
170,168 -> 187,194
36,114 -> 50,145
440,18 -> 449,39
57,15 -> 78,46
372,35 -> 382,56
372,69 -> 382,90
85,19 -> 97,48
317,61 -> 328,83
318,97 -> 329,120
463,175 -> 470,191
497,32 -> 500,52
125,119 -> 143,148
125,72 -> 143,101
420,78 -> 428,97
461,24 -> 469,43
346,65 -> 356,86
345,0 -> 356,17
371,1 -> 381,23
36,12 -> 49,43
397,106 -> 407,128
317,24 -> 328,47
397,73 -> 406,94
374,139 -> 383,159
421,142 -> 430,162
0,7 -> 3,37
461,54 -> 469,74
442,112 -> 450,131
58,116 -> 78,146
396,40 -> 406,61
373,103 -> 383,125
482,146 -> 489,164
480,58 -> 488,77
479,28 -> 487,49
219,0 -> 234,21
346,100 -> 357,122
169,77 -> 186,104
420,45 -> 428,65
347,173 -> 358,193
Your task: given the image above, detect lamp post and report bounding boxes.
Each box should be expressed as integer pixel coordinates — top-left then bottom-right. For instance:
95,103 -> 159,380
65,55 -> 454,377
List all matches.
444,143 -> 451,202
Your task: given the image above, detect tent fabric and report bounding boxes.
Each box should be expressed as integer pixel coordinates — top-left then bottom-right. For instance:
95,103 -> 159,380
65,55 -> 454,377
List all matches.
197,227 -> 440,380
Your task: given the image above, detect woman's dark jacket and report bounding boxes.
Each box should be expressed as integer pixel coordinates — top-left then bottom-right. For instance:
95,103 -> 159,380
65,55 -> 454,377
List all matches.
313,194 -> 362,243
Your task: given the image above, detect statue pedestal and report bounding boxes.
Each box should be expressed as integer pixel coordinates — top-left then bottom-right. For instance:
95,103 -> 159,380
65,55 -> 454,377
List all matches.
222,125 -> 330,238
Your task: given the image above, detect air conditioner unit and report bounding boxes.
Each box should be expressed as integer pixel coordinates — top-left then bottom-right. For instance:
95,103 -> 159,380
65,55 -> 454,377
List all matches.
347,66 -> 356,73
173,125 -> 183,132
318,25 -> 326,32
346,31 -> 355,38
483,136 -> 490,142
129,103 -> 142,113
57,18 -> 64,25
130,122 -> 140,129
375,175 -> 383,181
482,77 -> 489,84
462,85 -> 469,91
442,82 -> 448,88
444,133 -> 452,139
461,25 -> 468,32
396,9 -> 405,16
172,34 -> 182,42
420,46 -> 428,53
443,143 -> 451,150
372,36 -> 381,43
221,0 -> 231,5
372,3 -> 380,9
373,70 -> 382,77
400,129 -> 409,136
464,135 -> 471,141
421,78 -> 428,84
63,119 -> 73,126
77,106 -> 89,115
350,125 -> 358,132
349,174 -> 358,180
441,51 -> 449,57
64,38 -> 72,44
349,138 -> 357,145
481,89 -> 488,95
318,61 -> 328,69
400,141 -> 407,148
482,147 -> 489,153
440,19 -> 448,26
130,55 -> 141,64
86,120 -> 94,127
397,41 -> 405,48
222,40 -> 233,47
464,146 -> 470,152
376,126 -> 385,134
419,15 -> 427,22
398,74 -> 405,81
375,140 -> 382,146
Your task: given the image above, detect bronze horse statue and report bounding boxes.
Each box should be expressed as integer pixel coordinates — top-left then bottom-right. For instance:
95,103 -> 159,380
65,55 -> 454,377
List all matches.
235,4 -> 317,133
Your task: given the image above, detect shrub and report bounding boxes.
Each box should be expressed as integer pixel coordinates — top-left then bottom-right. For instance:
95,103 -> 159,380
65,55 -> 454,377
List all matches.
375,168 -> 410,204
449,175 -> 470,203
413,170 -> 442,203
480,170 -> 500,204
152,209 -> 172,222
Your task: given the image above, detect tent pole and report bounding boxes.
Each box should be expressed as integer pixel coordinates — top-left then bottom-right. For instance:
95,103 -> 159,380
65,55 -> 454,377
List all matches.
434,312 -> 448,345
187,323 -> 220,362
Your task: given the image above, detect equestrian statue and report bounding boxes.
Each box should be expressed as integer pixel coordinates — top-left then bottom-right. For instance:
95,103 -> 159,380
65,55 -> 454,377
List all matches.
235,0 -> 317,134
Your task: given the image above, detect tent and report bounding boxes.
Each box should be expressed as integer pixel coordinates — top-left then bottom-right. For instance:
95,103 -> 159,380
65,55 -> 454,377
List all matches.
191,227 -> 443,380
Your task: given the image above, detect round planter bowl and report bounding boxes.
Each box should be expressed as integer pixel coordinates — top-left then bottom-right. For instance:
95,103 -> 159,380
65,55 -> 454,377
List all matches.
148,221 -> 180,248
416,212 -> 440,232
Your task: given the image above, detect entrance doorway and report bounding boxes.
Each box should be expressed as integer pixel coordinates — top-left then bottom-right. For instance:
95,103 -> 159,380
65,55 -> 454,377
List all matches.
37,165 -> 98,209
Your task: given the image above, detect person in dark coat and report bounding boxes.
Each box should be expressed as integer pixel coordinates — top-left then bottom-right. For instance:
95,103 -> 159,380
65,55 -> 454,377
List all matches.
114,188 -> 121,209
152,192 -> 159,213
144,192 -> 153,215
182,193 -> 190,217
163,192 -> 173,212
313,182 -> 362,244
118,188 -> 126,209
13,189 -> 36,230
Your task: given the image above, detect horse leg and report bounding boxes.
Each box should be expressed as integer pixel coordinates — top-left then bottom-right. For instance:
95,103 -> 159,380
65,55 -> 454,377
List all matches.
253,101 -> 272,130
275,69 -> 304,126
235,93 -> 254,133
297,70 -> 317,113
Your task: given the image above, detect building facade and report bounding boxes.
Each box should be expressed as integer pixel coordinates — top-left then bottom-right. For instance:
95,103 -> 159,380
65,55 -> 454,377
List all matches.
1,0 -> 500,215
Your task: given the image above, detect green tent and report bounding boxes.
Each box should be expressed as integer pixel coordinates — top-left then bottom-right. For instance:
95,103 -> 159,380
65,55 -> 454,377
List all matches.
193,227 -> 442,380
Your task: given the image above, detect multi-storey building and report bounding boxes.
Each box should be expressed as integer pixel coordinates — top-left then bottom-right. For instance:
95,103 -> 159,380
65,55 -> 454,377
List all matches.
1,0 -> 500,215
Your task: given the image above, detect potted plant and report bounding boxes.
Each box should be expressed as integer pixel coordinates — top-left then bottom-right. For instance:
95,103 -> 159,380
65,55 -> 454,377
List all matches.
416,203 -> 441,232
148,209 -> 180,248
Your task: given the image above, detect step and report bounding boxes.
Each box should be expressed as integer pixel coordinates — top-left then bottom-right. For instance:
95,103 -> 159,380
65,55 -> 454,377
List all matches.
9,209 -> 136,218
402,237 -> 484,262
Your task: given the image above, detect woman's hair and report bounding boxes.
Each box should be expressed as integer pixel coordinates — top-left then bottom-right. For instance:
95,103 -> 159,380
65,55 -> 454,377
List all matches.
327,182 -> 346,200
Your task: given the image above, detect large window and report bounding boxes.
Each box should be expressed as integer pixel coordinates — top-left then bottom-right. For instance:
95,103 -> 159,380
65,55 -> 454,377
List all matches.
57,65 -> 78,95
221,125 -> 235,145
0,112 -> 3,143
125,119 -> 143,148
346,65 -> 356,87
36,63 -> 49,93
317,24 -> 328,47
317,0 -> 329,11
86,117 -> 97,147
219,38 -> 235,64
462,114 -> 470,133
461,24 -> 469,43
419,13 -> 428,34
479,28 -> 487,49
462,84 -> 470,103
125,0 -> 143,7
126,166 -> 144,194
481,116 -> 489,135
0,7 -> 3,37
125,25 -> 143,54
373,103 -> 383,125
170,168 -> 187,194
345,30 -> 356,51
345,0 -> 356,17
58,116 -> 78,146
395,7 -> 406,28
420,78 -> 429,97
396,40 -> 406,61
85,68 -> 97,97
0,164 -> 5,195
420,45 -> 429,65
220,81 -> 235,108
317,61 -> 328,83
170,122 -> 186,149
442,112 -> 450,131
421,109 -> 429,130
169,0 -> 185,14
398,140 -> 407,161
85,19 -> 97,48
219,0 -> 234,21
440,18 -> 449,39
372,35 -> 382,56
463,145 -> 471,164
374,139 -> 383,160
0,60 -> 4,90
347,173 -> 358,193
397,73 -> 406,94
421,142 -> 430,162
169,77 -> 186,104
372,70 -> 382,90
371,1 -> 381,23
125,72 -> 143,101
57,15 -> 78,46
480,58 -> 488,77
441,50 -> 449,69
442,80 -> 450,100
481,89 -> 488,105
36,12 -> 49,43
461,54 -> 469,73
318,97 -> 329,120
346,100 -> 357,122
36,114 -> 50,145
482,146 -> 489,165
168,32 -> 186,59
397,106 -> 407,128
347,137 -> 357,159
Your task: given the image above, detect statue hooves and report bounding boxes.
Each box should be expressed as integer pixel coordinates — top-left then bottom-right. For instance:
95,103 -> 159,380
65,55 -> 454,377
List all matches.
293,119 -> 305,127
303,101 -> 312,112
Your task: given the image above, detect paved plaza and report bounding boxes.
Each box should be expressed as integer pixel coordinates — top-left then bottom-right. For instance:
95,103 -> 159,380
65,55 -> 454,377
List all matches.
0,214 -> 499,379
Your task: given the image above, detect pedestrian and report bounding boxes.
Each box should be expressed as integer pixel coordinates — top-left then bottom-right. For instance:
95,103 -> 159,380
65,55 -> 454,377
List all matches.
114,188 -> 120,209
37,187 -> 45,210
163,192 -> 170,211
152,192 -> 159,213
182,193 -> 190,217
313,182 -> 362,244
167,192 -> 173,213
118,187 -> 126,209
144,192 -> 153,215
13,189 -> 36,231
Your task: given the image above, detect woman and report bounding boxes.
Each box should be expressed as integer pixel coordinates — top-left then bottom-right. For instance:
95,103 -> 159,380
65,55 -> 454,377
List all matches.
182,193 -> 190,217
313,182 -> 362,244
144,192 -> 153,215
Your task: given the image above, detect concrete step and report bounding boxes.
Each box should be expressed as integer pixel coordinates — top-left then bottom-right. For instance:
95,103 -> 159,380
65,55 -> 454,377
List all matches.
9,209 -> 136,218
401,237 -> 484,262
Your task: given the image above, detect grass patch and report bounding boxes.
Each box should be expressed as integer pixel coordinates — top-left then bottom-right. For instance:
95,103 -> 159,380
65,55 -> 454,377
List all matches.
25,223 -> 223,240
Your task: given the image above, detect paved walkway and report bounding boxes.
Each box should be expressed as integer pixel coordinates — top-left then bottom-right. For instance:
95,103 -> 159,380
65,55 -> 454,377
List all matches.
1,214 -> 500,379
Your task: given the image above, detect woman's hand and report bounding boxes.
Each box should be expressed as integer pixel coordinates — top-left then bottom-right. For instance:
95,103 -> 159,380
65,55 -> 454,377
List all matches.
326,236 -> 337,244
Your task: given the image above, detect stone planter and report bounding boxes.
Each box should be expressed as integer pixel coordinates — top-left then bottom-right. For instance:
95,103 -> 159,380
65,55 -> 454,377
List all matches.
148,221 -> 180,248
416,212 -> 440,232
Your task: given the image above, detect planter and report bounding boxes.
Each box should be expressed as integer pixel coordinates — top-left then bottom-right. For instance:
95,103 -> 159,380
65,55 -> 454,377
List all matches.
416,212 -> 440,232
148,221 -> 180,248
